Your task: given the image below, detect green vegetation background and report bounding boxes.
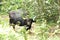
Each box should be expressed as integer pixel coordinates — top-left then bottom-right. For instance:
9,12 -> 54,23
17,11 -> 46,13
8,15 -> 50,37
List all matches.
0,0 -> 60,40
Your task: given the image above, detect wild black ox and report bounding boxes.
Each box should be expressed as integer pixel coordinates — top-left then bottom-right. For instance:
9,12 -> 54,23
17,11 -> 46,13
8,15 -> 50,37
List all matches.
9,9 -> 36,31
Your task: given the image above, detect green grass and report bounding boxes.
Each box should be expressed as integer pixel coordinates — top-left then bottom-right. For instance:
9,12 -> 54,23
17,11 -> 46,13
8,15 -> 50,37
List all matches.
0,15 -> 60,40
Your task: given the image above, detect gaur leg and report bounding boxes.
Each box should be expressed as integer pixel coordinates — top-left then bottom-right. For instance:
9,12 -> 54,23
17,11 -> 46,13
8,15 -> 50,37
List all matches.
9,19 -> 16,31
26,25 -> 31,30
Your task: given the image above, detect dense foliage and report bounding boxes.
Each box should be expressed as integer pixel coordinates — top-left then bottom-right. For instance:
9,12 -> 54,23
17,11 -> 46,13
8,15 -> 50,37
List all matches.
0,0 -> 60,24
0,0 -> 60,40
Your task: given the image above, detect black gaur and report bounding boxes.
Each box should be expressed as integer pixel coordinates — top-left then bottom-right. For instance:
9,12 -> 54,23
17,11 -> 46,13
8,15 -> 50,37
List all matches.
9,9 -> 36,31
